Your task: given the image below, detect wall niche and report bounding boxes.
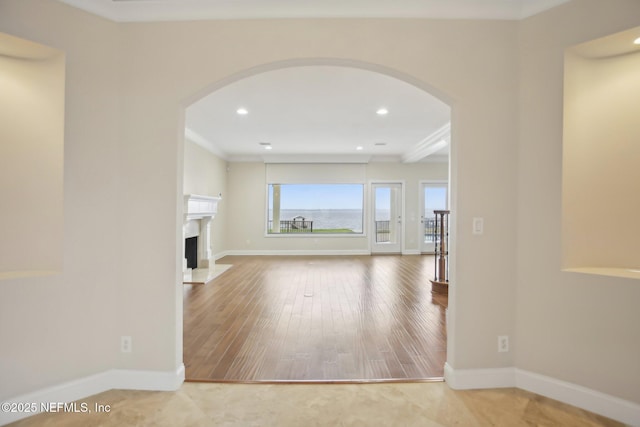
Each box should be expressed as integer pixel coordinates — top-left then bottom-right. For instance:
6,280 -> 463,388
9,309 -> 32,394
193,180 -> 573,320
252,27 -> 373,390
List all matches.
562,26 -> 640,279
0,33 -> 65,279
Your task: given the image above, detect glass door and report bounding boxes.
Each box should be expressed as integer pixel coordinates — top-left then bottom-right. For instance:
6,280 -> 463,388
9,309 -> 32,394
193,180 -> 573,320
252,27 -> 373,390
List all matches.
371,183 -> 402,254
420,182 -> 448,253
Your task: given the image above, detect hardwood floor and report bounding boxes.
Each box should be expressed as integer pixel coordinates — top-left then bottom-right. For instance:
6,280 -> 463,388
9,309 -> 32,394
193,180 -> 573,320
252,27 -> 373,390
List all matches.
183,255 -> 447,382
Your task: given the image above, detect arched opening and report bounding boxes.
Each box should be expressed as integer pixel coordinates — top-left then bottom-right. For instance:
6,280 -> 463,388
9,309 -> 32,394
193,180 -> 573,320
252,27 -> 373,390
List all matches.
178,58 -> 456,382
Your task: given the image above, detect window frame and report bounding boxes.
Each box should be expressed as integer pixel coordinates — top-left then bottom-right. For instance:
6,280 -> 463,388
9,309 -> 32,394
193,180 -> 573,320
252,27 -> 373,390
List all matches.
264,183 -> 367,238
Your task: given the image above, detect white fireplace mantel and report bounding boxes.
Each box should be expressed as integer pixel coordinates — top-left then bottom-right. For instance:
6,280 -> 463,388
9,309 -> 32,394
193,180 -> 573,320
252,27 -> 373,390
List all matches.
184,194 -> 221,220
183,194 -> 222,282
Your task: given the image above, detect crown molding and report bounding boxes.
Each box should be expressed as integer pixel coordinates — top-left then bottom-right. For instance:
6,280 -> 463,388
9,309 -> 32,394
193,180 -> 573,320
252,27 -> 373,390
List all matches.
57,0 -> 571,23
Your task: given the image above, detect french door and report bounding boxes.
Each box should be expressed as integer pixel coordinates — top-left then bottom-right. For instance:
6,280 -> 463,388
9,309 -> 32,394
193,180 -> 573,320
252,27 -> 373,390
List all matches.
371,183 -> 403,254
420,182 -> 448,253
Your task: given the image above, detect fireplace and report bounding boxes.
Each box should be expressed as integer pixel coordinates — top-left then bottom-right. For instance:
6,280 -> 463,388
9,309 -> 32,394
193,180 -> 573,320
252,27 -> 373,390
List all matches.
182,194 -> 221,277
185,236 -> 198,269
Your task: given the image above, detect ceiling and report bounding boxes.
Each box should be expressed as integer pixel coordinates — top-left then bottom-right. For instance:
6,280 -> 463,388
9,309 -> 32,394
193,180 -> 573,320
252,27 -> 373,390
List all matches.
57,0 -> 571,22
186,66 -> 451,163
55,0 -> 571,163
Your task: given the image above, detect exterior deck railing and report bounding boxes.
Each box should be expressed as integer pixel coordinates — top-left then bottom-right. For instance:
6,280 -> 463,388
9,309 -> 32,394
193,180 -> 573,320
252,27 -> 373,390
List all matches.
375,220 -> 390,242
423,217 -> 438,242
268,219 -> 314,233
269,218 -> 437,239
375,218 -> 438,243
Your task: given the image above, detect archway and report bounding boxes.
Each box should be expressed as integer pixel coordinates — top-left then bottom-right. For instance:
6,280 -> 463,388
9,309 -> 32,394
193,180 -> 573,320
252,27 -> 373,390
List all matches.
178,58 -> 457,381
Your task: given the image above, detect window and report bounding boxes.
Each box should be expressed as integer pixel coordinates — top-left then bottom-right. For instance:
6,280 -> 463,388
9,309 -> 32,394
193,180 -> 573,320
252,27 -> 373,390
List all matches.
267,184 -> 364,234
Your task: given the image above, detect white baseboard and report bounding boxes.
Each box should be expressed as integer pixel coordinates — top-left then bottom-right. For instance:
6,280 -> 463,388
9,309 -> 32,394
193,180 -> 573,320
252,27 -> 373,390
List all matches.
0,364 -> 185,426
402,249 -> 420,255
223,249 -> 371,256
444,363 -> 516,389
219,250 -> 427,257
444,363 -> 640,426
515,369 -> 640,426
109,364 -> 185,392
4,364 -> 638,425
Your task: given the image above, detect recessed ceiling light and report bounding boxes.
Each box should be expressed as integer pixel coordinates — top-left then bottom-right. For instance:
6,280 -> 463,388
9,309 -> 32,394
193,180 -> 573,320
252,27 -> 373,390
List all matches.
259,142 -> 272,150
236,108 -> 248,115
265,146 -> 272,150
634,37 -> 640,45
356,146 -> 363,151
376,108 -> 388,115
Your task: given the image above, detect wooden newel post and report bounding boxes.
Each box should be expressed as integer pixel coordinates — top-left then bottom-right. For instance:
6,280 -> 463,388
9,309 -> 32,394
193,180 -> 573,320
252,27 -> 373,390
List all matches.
430,210 -> 450,295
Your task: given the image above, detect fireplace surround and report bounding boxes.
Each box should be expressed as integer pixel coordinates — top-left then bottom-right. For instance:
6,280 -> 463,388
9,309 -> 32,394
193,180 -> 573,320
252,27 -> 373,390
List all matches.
183,194 -> 221,283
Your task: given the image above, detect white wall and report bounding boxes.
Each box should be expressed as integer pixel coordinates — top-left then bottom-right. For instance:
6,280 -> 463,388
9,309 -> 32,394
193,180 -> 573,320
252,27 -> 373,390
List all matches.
516,0 -> 640,403
183,139 -> 228,257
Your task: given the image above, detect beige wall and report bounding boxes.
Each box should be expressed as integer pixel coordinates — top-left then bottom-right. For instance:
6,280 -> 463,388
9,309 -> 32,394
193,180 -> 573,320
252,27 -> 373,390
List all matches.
183,139 -> 228,257
122,15 -> 521,376
0,0 -> 523,397
226,161 -> 448,254
0,0 -> 121,399
1,0 -> 639,408
116,14 -> 520,377
517,0 -> 640,403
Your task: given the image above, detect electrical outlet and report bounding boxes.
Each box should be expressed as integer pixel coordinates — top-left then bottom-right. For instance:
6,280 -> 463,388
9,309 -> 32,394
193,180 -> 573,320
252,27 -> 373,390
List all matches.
473,217 -> 484,235
498,335 -> 509,353
121,336 -> 132,353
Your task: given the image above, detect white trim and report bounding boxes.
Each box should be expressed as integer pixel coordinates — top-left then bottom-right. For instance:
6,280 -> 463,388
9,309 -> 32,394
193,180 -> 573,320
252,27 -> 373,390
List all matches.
214,250 -> 231,261
0,371 -> 112,426
369,180 -> 405,255
443,364 -> 640,426
224,249 -> 371,256
57,0 -> 571,22
402,122 -> 451,163
444,363 -> 515,390
109,364 -> 185,392
402,249 -> 420,255
184,128 -> 228,160
0,365 -> 185,426
264,233 -> 366,239
515,369 -> 640,426
563,267 -> 640,281
418,180 -> 449,254
262,154 -> 371,164
219,250 -> 426,257
184,194 -> 221,221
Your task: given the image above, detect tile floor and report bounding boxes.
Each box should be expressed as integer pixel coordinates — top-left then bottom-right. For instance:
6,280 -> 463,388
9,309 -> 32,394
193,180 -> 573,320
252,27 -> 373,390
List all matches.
7,381 -> 625,426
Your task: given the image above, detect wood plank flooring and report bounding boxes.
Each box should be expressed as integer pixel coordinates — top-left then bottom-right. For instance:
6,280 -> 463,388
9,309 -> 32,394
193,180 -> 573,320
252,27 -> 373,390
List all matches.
183,255 -> 447,382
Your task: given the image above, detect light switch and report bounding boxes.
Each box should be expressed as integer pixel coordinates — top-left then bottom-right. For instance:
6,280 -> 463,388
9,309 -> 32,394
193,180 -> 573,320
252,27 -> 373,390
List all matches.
473,217 -> 484,235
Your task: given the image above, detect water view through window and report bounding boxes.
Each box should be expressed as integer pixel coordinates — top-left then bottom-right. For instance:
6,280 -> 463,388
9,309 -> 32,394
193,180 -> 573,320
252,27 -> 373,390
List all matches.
267,184 -> 364,234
